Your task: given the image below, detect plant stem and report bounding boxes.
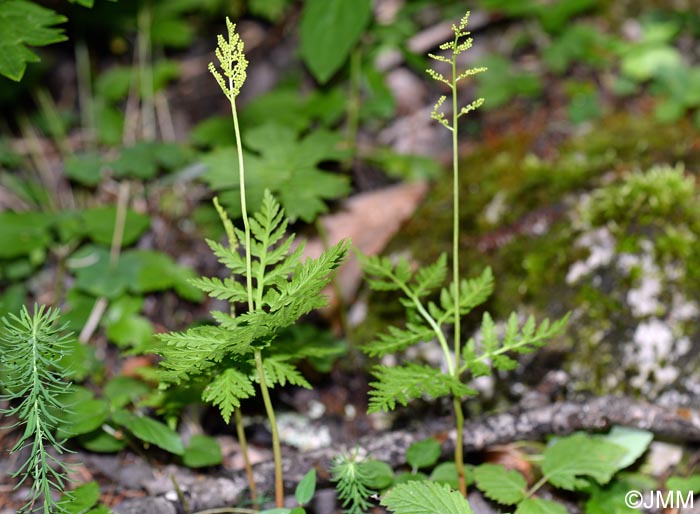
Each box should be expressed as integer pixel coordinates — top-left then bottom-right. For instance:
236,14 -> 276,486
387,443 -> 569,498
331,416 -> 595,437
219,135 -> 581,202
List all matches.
451,42 -> 467,499
229,77 -> 282,508
229,95 -> 254,312
254,349 -> 284,508
234,409 -> 257,505
228,76 -> 267,505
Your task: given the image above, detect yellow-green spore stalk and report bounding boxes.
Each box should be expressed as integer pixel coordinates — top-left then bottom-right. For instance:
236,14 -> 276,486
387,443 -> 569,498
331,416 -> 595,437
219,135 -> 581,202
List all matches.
427,12 -> 486,496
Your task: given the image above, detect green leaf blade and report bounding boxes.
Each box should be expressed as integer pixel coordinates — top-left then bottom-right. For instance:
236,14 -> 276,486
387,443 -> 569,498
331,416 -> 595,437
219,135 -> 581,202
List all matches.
473,463 -> 526,505
300,0 -> 372,83
0,0 -> 67,81
381,481 -> 473,514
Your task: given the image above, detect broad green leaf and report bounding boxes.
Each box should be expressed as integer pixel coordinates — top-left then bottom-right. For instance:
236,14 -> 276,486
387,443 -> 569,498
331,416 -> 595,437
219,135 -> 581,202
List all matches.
299,0 -> 372,83
64,151 -> 106,186
362,460 -> 394,490
604,426 -> 653,470
0,211 -> 52,259
104,376 -> 151,409
58,481 -> 100,513
95,65 -> 133,101
182,434 -> 223,468
406,438 -> 441,471
475,55 -> 542,109
56,398 -> 110,439
474,463 -> 526,505
621,45 -> 681,82
202,123 -> 350,222
70,246 -> 132,298
0,0 -> 67,81
106,314 -> 153,348
542,433 -> 629,490
112,409 -> 185,455
295,468 -> 316,505
585,479 -> 643,514
80,206 -> 150,246
191,116 -> 236,147
394,472 -> 428,484
248,0 -> 290,21
381,481 -> 473,514
667,475 -> 700,495
112,141 -> 191,179
79,429 -> 128,453
259,509 -> 292,514
515,498 -> 568,514
430,462 -> 459,490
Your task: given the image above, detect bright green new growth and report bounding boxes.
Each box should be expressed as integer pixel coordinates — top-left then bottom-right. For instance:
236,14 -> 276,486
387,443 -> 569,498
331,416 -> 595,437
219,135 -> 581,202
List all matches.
332,451 -> 377,514
0,305 -> 74,513
362,11 -> 569,504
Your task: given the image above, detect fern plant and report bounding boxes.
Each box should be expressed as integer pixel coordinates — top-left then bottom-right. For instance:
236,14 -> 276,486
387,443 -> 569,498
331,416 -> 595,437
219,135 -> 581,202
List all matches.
360,11 -> 569,503
0,305 -> 75,513
156,18 -> 349,508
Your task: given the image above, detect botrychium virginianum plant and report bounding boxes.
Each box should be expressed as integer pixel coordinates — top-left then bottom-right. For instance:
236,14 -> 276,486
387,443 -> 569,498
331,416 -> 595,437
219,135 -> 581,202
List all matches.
355,12 -> 570,512
155,18 -> 349,509
0,305 -> 75,513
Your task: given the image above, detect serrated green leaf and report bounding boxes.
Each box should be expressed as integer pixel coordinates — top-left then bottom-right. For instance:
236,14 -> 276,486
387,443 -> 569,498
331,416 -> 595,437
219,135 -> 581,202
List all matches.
406,438 -> 441,471
112,409 -> 184,455
0,0 -> 67,81
542,433 -> 629,490
515,498 -> 568,514
202,123 -> 350,222
202,368 -> 255,423
368,363 -> 475,413
430,462 -> 460,490
585,479 -> 644,514
295,468 -> 316,505
361,324 -> 435,358
474,464 -> 526,505
381,481 -> 473,514
413,254 -> 447,297
604,426 -> 653,470
260,357 -> 311,389
182,434 -> 223,468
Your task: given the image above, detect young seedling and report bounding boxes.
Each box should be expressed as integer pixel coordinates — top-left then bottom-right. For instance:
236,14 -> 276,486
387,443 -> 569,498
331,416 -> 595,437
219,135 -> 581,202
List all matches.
156,18 -> 349,508
359,11 -> 569,503
0,305 -> 75,514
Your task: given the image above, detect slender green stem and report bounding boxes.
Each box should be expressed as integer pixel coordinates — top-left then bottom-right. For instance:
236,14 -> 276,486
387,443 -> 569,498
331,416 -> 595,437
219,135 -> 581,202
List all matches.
228,76 -> 264,505
254,349 -> 284,508
381,267 -> 455,374
229,91 -> 254,313
234,409 -> 257,506
526,475 -> 549,498
451,37 -> 467,499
